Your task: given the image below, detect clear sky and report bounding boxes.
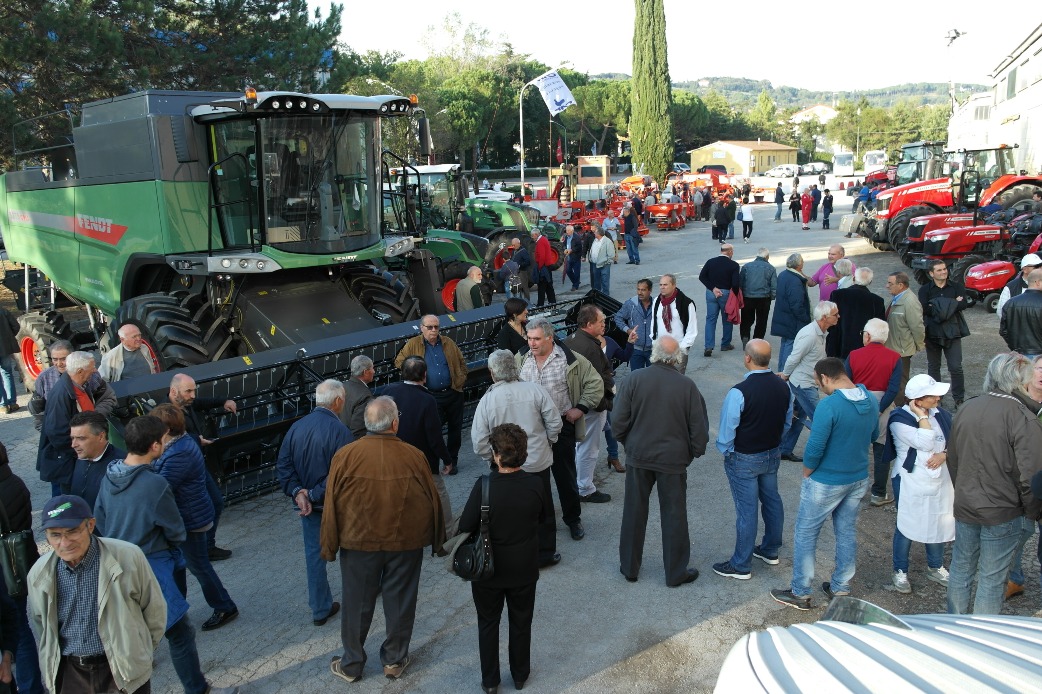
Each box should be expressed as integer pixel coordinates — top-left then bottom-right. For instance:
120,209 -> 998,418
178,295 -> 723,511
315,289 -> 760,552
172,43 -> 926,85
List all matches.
310,1 -> 1039,93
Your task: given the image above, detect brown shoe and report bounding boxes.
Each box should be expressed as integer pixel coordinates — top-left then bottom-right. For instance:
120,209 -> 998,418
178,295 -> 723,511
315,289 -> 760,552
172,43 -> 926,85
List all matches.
1006,581 -> 1025,601
607,457 -> 625,473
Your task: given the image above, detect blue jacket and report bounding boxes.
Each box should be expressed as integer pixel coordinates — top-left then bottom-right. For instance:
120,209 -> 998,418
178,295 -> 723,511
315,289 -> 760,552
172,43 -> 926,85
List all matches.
614,295 -> 655,352
739,257 -> 778,299
804,385 -> 879,485
381,382 -> 453,473
153,435 -> 214,532
770,268 -> 812,339
95,461 -> 186,556
37,374 -> 92,485
276,406 -> 353,507
774,187 -> 785,204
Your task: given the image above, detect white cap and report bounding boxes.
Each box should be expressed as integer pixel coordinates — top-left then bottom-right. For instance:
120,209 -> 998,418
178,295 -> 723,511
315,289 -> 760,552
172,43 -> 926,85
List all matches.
905,374 -> 950,400
1021,253 -> 1042,267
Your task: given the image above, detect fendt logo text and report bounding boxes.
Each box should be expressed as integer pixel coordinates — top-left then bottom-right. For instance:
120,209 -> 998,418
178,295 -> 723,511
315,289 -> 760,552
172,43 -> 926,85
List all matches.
76,215 -> 114,234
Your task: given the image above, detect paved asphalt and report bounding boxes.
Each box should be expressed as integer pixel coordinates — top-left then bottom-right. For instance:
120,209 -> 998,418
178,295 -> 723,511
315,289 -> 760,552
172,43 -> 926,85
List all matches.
3,205 -> 1035,693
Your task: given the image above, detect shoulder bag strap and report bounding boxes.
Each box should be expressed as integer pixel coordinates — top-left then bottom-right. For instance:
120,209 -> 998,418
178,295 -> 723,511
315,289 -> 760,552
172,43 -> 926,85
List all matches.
479,474 -> 490,528
0,500 -> 11,536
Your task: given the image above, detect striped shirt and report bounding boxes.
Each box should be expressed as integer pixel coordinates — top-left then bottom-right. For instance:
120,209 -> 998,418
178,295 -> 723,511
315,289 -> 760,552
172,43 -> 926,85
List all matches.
57,536 -> 105,657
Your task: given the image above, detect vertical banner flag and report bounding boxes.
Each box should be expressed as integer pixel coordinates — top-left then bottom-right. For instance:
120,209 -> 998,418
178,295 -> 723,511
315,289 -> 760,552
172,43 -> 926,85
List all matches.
534,71 -> 576,116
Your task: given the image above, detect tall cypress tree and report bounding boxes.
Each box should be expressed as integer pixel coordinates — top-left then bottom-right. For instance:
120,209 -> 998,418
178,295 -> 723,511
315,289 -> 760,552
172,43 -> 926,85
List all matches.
630,0 -> 674,182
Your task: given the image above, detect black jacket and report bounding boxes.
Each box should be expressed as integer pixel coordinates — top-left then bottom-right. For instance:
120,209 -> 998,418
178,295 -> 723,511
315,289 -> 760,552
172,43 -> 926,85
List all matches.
1000,289 -> 1042,355
70,443 -> 127,510
0,463 -> 33,533
829,285 -> 885,359
381,382 -> 454,471
563,328 -> 614,412
919,281 -> 970,346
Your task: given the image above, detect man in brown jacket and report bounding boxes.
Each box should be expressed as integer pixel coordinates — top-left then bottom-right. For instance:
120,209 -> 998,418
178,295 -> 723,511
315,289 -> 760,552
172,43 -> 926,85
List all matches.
322,396 -> 446,684
394,315 -> 469,474
946,352 -> 1042,615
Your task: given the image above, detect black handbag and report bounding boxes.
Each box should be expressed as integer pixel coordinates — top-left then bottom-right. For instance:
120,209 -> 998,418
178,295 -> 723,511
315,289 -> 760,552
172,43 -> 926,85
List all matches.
0,502 -> 36,598
453,475 -> 495,582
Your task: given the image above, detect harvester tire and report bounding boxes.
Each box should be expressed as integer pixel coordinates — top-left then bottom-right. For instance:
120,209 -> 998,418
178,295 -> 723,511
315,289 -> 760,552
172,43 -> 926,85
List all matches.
103,293 -> 230,369
346,267 -> 421,325
951,254 -> 988,287
888,205 -> 932,254
17,311 -> 73,390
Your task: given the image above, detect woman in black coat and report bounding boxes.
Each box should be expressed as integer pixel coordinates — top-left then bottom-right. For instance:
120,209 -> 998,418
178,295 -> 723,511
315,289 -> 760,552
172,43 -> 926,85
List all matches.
495,298 -> 530,354
459,424 -> 550,693
788,190 -> 801,222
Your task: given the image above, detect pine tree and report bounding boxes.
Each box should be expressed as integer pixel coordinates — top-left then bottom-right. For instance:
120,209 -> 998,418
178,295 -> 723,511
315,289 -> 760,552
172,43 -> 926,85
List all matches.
630,0 -> 673,181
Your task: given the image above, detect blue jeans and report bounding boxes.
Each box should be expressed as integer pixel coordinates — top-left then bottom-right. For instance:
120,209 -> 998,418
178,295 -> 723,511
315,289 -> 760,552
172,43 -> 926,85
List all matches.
947,517 -> 1021,615
774,202 -> 782,220
891,474 -> 945,572
603,411 -> 619,459
13,592 -> 43,694
724,449 -> 784,572
302,512 -> 334,621
1005,516 -> 1037,586
779,384 -> 818,456
777,338 -> 794,372
625,234 -> 640,263
791,477 -> 868,597
0,354 -> 17,406
566,257 -> 581,290
176,530 -> 237,613
205,471 -> 223,551
167,614 -> 208,694
598,262 -> 611,295
727,221 -> 735,239
704,290 -> 733,350
629,349 -> 651,371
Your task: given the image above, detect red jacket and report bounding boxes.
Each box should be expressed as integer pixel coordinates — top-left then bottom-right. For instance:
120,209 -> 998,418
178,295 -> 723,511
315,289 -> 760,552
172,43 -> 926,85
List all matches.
533,234 -> 554,269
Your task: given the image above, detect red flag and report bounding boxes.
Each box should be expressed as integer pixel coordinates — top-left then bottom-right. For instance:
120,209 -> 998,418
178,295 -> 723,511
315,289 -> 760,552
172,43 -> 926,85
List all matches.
555,137 -> 563,164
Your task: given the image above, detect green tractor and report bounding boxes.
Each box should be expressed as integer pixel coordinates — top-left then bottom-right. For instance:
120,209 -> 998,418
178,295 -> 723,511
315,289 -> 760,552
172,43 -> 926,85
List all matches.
0,89 -> 488,383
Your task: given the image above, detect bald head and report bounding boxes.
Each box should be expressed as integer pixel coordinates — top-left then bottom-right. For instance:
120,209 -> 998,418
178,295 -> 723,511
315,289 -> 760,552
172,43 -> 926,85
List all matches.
168,373 -> 197,408
650,336 -> 680,365
827,245 -> 846,262
744,339 -> 771,369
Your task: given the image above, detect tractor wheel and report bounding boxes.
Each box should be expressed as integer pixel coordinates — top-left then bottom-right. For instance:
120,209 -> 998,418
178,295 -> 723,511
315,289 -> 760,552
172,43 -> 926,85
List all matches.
950,254 -> 988,287
996,184 -> 1038,211
482,232 -> 513,270
345,266 -> 421,325
913,269 -> 931,286
983,292 -> 1001,313
102,293 -> 231,369
16,311 -> 73,390
888,205 -> 933,254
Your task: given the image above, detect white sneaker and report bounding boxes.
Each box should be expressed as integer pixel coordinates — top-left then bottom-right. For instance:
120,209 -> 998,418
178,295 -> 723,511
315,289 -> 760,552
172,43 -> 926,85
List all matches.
926,566 -> 950,586
892,570 -> 912,594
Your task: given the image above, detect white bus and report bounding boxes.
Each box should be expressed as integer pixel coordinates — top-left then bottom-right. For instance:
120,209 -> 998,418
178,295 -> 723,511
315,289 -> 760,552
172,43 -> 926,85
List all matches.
833,152 -> 854,176
863,150 -> 887,173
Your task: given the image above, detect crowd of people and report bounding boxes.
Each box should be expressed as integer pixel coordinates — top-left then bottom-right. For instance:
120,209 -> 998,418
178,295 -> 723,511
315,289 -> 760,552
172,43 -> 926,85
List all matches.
3,212 -> 1042,693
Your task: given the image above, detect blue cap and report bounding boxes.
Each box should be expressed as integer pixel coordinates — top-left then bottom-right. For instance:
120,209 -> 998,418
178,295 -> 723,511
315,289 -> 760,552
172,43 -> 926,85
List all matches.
41,495 -> 93,529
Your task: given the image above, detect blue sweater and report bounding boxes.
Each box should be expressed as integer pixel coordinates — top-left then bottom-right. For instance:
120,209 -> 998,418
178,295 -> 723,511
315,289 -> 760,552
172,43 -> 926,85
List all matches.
803,385 -> 879,485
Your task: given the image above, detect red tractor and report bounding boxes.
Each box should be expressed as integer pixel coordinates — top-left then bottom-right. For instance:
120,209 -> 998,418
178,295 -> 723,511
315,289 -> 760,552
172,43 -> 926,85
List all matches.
963,240 -> 1042,312
910,211 -> 1042,286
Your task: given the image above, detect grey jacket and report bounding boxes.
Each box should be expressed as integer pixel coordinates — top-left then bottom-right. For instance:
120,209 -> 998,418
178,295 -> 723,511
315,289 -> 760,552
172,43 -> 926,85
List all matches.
471,380 -> 562,473
612,362 -> 709,473
739,257 -> 778,299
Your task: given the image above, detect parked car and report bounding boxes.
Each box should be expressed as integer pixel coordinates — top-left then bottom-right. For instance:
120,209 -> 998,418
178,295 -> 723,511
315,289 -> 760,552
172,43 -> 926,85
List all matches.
672,162 -> 691,173
763,164 -> 799,178
801,162 -> 830,175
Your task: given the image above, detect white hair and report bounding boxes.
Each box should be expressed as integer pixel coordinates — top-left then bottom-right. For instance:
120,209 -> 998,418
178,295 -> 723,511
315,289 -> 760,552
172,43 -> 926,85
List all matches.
350,355 -> 374,378
863,318 -> 889,342
66,351 -> 95,375
315,379 -> 345,407
853,267 -> 874,286
364,395 -> 398,433
813,301 -> 837,321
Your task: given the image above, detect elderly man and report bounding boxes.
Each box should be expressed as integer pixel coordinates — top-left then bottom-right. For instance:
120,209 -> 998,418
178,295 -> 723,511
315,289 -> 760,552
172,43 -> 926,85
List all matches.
771,358 -> 879,610
562,224 -> 583,291
807,245 -> 854,302
454,265 -> 485,311
395,315 -> 467,474
770,253 -> 812,371
885,271 -> 925,406
615,278 -> 655,370
69,410 -> 126,510
996,253 -> 1042,319
564,305 -> 615,504
165,372 -> 237,560
652,273 -> 698,373
845,318 -> 902,506
714,340 -> 792,579
518,315 -> 603,542
779,302 -> 839,462
829,267 -> 885,359
382,357 -> 455,528
28,494 -> 166,694
739,248 -> 777,347
473,349 -> 563,567
276,379 -> 353,627
947,353 -> 1042,615
98,323 -> 160,382
340,355 -> 375,439
38,351 -> 101,497
30,340 -> 115,431
1000,268 -> 1042,359
530,227 -> 556,307
323,397 -> 446,684
919,259 -> 970,407
700,243 -> 741,357
588,227 -> 614,295
613,336 -> 709,586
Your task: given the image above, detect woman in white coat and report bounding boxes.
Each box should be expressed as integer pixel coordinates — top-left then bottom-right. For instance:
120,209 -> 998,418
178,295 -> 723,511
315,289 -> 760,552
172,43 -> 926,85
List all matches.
885,374 -> 955,595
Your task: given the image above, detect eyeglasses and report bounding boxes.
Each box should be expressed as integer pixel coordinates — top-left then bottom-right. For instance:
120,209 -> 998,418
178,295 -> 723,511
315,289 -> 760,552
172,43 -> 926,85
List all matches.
422,325 -> 439,330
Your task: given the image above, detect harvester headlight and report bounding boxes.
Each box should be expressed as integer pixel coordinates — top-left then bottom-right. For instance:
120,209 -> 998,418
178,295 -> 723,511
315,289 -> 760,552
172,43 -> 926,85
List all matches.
221,258 -> 232,268
256,260 -> 266,270
239,259 -> 250,269
312,103 -> 320,111
380,104 -> 389,114
299,100 -> 306,109
272,100 -> 280,109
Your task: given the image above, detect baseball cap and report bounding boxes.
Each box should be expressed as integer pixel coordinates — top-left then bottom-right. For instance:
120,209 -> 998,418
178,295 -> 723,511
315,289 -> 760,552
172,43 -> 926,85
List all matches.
905,374 -> 950,400
41,495 -> 93,529
1021,253 -> 1042,267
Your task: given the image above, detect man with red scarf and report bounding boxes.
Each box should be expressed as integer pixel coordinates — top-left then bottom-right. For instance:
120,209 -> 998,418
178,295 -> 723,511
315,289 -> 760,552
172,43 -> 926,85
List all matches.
531,227 -> 556,307
652,274 -> 698,374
